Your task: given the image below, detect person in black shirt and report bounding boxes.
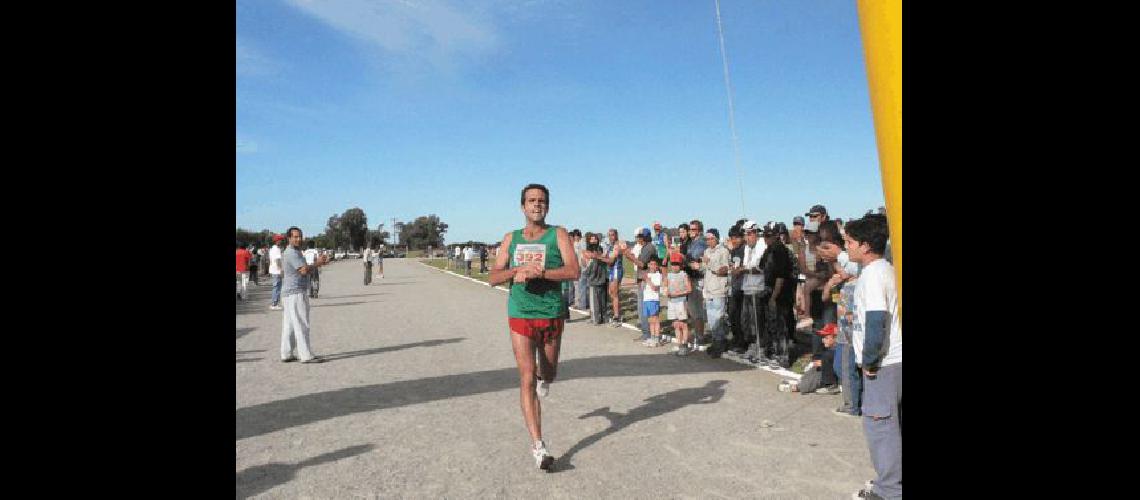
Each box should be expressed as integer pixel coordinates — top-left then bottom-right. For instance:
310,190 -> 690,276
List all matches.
761,223 -> 797,368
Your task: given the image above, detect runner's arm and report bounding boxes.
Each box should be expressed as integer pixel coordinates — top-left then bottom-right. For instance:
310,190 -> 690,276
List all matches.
488,232 -> 522,286
539,227 -> 579,281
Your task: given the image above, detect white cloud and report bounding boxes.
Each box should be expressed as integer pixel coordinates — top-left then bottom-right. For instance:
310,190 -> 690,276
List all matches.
236,139 -> 259,153
285,0 -> 500,68
236,39 -> 282,77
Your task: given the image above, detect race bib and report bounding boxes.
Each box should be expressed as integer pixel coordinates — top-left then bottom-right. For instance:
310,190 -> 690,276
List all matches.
513,244 -> 547,270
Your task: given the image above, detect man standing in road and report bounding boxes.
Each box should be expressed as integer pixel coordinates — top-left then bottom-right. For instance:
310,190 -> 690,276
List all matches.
363,245 -> 374,285
488,183 -> 579,472
464,245 -> 475,276
303,240 -> 320,298
236,241 -> 252,301
699,229 -> 731,358
280,227 -> 331,364
269,234 -> 285,310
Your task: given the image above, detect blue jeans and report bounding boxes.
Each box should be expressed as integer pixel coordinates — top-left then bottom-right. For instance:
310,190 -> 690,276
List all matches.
704,296 -> 727,343
836,342 -> 863,415
636,284 -> 650,340
271,274 -> 282,305
576,273 -> 590,309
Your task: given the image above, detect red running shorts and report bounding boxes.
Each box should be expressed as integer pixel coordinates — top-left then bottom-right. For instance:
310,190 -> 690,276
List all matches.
508,318 -> 564,343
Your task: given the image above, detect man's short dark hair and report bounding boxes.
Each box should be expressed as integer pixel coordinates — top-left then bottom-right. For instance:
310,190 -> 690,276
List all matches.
818,220 -> 844,249
689,220 -> 703,230
286,226 -> 302,238
570,229 -> 581,237
844,214 -> 888,255
520,183 -> 549,206
728,227 -> 744,238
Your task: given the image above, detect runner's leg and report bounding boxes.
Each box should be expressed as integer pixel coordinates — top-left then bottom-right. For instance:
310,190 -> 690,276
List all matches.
511,332 -> 543,442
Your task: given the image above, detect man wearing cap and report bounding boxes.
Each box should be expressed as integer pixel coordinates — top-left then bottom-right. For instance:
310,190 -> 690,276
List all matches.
621,228 -> 658,341
280,226 -> 331,363
737,221 -> 768,361
725,226 -> 747,353
268,234 -> 286,310
651,222 -> 668,261
699,228 -> 731,358
761,223 -> 797,367
795,323 -> 840,394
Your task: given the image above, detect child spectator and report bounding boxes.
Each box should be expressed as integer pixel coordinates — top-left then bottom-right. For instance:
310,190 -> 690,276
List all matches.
664,253 -> 693,355
641,256 -> 664,347
795,323 -> 840,394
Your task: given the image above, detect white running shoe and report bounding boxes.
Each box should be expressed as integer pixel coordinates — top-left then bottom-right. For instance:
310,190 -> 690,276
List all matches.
532,441 -> 554,470
536,379 -> 550,398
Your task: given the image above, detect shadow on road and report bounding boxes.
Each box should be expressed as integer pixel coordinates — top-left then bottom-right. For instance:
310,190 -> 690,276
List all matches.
236,444 -> 374,499
237,327 -> 256,340
322,338 -> 465,362
236,354 -> 751,441
316,292 -> 387,300
310,299 -> 385,308
553,380 -> 727,472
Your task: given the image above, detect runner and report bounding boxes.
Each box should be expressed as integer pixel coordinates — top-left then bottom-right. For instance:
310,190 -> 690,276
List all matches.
488,183 -> 579,472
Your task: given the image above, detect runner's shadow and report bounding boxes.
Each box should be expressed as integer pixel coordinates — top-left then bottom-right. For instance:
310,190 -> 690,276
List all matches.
551,380 -> 728,472
237,327 -> 256,340
237,355 -> 750,441
322,338 -> 465,362
235,444 -> 374,499
310,299 -> 385,308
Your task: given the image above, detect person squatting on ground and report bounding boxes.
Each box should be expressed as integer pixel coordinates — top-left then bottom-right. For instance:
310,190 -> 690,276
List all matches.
488,183 -> 579,472
280,227 -> 330,364
795,323 -> 840,394
269,234 -> 285,310
844,214 -> 902,500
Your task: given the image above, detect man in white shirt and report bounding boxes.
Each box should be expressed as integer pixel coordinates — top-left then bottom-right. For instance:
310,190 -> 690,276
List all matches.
463,245 -> 474,276
363,246 -> 374,285
844,214 -> 901,500
303,241 -> 320,298
736,221 -> 768,362
268,234 -> 285,310
454,245 -> 463,270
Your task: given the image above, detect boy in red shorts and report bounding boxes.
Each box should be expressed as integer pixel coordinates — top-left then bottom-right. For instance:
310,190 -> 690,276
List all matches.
489,183 -> 580,472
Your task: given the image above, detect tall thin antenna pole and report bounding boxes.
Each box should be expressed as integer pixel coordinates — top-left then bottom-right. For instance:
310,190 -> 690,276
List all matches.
714,0 -> 748,218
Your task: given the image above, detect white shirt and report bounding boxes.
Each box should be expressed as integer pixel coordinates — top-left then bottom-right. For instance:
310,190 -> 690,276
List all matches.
741,240 -> 767,294
455,247 -> 462,257
303,248 -> 318,265
464,247 -> 474,261
644,272 -> 662,301
852,258 -> 902,367
364,248 -> 374,261
268,245 -> 283,275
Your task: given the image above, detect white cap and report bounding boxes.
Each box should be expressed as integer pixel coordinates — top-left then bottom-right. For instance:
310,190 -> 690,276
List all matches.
741,220 -> 760,231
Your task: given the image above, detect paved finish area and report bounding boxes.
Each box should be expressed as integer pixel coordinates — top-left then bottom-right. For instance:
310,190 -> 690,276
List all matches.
237,258 -> 874,499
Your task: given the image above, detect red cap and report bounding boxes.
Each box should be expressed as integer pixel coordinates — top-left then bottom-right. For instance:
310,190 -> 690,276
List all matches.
669,252 -> 684,264
272,234 -> 284,242
816,323 -> 838,336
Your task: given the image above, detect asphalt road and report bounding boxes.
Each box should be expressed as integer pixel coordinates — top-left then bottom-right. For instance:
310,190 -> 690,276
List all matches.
236,258 -> 874,499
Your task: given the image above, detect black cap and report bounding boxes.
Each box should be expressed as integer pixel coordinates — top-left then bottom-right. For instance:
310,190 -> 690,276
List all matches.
805,204 -> 828,216
761,223 -> 779,236
705,228 -> 720,239
792,216 -> 805,225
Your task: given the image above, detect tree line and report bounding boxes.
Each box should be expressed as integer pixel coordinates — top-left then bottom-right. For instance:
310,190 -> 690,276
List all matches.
236,209 -> 449,251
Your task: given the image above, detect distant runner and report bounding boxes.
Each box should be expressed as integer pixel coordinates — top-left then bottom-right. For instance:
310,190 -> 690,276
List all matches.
488,183 -> 579,472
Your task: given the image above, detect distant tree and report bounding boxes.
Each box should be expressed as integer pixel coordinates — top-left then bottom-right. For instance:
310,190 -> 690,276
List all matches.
324,214 -> 343,250
340,207 -> 368,250
400,214 -> 448,250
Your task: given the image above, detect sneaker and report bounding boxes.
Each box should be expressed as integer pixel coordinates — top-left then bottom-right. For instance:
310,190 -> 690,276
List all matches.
269,304 -> 283,310
834,406 -> 853,415
532,441 -> 554,471
851,488 -> 883,499
536,379 -> 550,398
281,357 -> 298,363
300,356 -> 325,364
796,318 -> 814,330
675,346 -> 691,356
815,385 -> 840,395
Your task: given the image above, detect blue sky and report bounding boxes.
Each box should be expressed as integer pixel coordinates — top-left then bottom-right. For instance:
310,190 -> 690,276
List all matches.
237,0 -> 885,244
